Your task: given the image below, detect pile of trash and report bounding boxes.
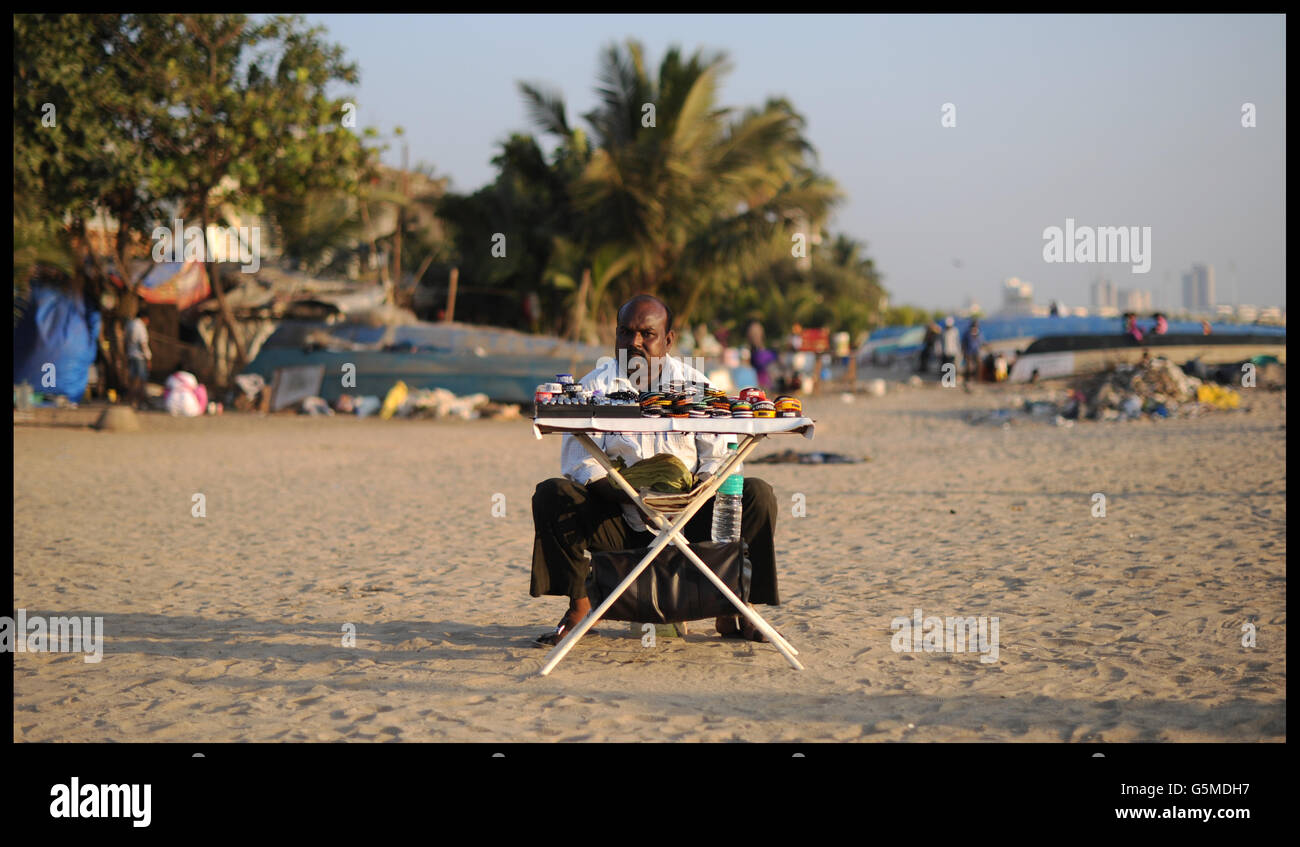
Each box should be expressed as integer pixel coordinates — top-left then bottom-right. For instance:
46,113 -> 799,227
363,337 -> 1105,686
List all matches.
300,381 -> 520,420
1073,357 -> 1241,421
967,356 -> 1260,426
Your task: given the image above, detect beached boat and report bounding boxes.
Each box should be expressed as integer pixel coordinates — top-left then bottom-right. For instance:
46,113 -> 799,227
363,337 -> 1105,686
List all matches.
242,319 -> 608,404
1007,327 -> 1286,382
859,316 -> 1286,381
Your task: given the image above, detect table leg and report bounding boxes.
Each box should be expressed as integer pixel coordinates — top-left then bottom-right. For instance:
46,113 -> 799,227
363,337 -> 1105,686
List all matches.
538,435 -> 737,676
637,435 -> 800,659
539,432 -> 802,674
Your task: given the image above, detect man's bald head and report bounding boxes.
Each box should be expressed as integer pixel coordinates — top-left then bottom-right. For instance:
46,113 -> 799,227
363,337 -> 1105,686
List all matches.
617,294 -> 673,333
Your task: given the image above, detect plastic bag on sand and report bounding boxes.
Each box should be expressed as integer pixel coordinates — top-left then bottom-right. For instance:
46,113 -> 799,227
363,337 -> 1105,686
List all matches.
380,380 -> 409,419
397,387 -> 488,419
164,371 -> 203,417
234,373 -> 265,399
301,396 -> 334,416
1197,383 -> 1240,410
447,392 -> 488,419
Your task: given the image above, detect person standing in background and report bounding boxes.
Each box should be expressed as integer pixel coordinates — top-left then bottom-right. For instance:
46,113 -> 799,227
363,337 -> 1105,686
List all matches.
788,323 -> 803,353
919,322 -> 939,373
747,320 -> 779,393
940,317 -> 961,377
961,318 -> 982,381
694,322 -> 723,358
124,311 -> 152,410
1124,312 -> 1144,342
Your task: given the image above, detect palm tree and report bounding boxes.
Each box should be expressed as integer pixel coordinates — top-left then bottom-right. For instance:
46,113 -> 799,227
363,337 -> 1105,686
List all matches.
519,40 -> 841,327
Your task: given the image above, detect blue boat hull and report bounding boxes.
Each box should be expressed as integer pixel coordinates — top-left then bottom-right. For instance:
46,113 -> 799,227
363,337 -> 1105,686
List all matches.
244,348 -> 604,405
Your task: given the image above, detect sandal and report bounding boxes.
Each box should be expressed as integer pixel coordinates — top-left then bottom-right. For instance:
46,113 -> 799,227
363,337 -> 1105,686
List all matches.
534,613 -> 597,647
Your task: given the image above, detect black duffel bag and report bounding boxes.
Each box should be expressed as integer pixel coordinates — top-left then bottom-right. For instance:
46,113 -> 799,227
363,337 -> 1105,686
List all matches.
586,540 -> 751,624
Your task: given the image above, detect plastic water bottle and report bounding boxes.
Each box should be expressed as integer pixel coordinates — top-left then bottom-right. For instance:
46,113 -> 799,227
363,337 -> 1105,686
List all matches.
711,443 -> 744,542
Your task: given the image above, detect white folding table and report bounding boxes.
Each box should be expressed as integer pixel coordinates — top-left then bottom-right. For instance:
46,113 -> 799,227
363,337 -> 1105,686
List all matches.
531,414 -> 816,675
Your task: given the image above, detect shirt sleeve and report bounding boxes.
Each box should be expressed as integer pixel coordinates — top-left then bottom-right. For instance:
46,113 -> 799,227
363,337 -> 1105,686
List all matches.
561,431 -> 607,486
694,432 -> 735,478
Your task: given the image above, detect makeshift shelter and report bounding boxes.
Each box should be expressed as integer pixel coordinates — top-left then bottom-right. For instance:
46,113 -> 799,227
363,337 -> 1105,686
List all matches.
113,260 -> 212,311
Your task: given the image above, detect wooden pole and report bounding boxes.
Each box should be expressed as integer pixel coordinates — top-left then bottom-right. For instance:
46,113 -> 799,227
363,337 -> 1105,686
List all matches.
445,267 -> 458,322
392,143 -> 407,304
568,267 -> 591,375
200,208 -> 246,387
572,268 -> 591,341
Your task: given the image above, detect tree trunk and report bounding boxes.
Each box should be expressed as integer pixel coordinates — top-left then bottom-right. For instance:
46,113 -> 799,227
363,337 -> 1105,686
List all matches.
445,267 -> 458,322
571,267 -> 591,343
200,206 -> 247,387
74,229 -> 131,397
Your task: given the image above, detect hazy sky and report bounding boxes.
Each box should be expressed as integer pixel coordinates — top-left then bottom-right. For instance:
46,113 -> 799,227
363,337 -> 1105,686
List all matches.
305,13 -> 1286,311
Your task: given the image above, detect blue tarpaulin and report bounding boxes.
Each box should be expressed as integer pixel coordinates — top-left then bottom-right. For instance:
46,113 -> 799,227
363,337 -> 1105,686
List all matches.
13,284 -> 102,400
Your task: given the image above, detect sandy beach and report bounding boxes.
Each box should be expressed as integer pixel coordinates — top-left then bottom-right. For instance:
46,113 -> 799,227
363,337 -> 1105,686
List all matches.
12,382 -> 1286,743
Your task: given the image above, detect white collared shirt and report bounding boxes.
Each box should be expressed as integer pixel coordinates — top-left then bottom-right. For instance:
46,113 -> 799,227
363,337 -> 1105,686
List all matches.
560,355 -> 736,532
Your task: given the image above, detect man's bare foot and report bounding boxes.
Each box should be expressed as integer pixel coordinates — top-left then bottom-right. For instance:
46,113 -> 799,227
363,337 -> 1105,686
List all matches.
716,606 -> 767,642
715,614 -> 741,636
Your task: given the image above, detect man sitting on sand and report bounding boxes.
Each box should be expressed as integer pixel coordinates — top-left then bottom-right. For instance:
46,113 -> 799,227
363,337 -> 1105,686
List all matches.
530,294 -> 780,646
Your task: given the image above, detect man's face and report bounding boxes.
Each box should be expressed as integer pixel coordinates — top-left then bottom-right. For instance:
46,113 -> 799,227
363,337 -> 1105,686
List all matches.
616,302 -> 673,385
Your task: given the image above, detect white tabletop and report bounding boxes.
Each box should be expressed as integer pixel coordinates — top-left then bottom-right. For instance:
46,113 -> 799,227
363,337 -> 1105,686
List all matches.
532,415 -> 816,440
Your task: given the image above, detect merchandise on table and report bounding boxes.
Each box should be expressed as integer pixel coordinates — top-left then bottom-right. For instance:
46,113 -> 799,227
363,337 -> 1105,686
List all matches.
774,395 -> 802,417
535,381 -> 643,417
535,377 -> 806,422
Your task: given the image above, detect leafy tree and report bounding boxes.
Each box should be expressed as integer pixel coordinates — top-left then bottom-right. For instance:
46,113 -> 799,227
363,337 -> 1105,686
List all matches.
436,133 -> 586,329
14,13 -> 375,389
519,40 -> 841,328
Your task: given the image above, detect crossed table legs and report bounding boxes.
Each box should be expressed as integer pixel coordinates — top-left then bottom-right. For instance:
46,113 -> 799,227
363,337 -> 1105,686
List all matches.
537,432 -> 803,676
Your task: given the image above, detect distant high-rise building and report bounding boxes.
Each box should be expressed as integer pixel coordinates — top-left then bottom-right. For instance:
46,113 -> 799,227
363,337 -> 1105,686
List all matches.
1198,264 -> 1216,310
1090,277 -> 1117,310
999,277 -> 1034,315
1182,263 -> 1215,312
1119,288 -> 1152,312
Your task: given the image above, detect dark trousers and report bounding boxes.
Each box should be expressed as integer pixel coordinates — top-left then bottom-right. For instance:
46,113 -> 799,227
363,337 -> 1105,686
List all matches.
531,476 -> 780,606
